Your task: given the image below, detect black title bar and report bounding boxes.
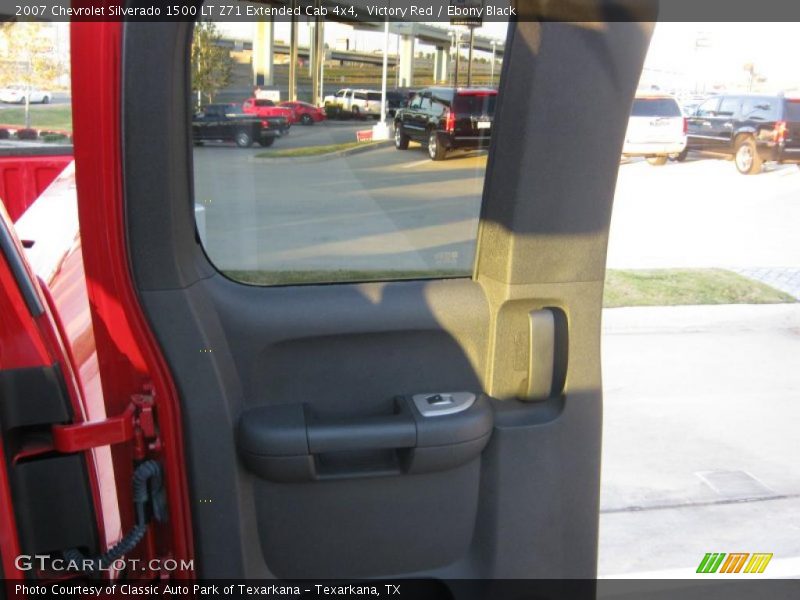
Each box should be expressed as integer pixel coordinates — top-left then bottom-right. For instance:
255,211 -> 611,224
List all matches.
2,0 -> 800,22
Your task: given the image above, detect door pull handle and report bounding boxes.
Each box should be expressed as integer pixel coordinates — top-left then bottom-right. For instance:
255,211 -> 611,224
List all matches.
525,308 -> 567,401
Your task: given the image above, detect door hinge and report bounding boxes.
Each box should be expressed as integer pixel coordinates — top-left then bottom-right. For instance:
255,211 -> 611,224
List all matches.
52,387 -> 161,458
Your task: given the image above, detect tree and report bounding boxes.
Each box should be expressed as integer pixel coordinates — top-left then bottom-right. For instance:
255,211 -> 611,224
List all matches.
191,22 -> 233,107
0,23 -> 60,128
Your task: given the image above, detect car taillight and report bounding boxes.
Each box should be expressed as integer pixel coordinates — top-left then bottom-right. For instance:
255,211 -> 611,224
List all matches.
444,109 -> 455,133
682,117 -> 688,134
773,121 -> 787,143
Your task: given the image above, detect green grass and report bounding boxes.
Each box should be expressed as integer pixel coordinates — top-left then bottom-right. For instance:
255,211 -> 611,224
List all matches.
255,141 -> 382,159
223,268 -> 796,308
603,269 -> 795,308
0,105 -> 72,132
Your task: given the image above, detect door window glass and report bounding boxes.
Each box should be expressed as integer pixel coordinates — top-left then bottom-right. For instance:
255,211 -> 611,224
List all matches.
695,97 -> 719,117
786,100 -> 800,121
630,98 -> 681,117
191,12 -> 509,285
717,97 -> 741,117
454,93 -> 498,116
741,98 -> 778,121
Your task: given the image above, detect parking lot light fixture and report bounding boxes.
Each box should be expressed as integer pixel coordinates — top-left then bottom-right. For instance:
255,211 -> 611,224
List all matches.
373,16 -> 391,140
490,40 -> 498,85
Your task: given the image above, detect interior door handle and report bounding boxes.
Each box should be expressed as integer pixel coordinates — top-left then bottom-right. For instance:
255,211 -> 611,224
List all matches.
307,413 -> 416,453
237,394 -> 493,482
525,308 -> 567,401
526,310 -> 555,400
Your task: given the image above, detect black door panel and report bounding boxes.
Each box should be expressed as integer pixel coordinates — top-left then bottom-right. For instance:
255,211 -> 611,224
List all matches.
121,12 -> 653,582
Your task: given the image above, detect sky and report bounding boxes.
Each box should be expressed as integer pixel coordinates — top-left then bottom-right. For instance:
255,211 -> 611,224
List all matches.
644,22 -> 800,92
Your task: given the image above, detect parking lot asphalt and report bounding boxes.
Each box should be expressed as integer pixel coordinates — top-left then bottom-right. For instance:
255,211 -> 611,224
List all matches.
600,304 -> 800,576
608,157 -> 800,270
276,119 -> 381,149
194,134 -> 487,273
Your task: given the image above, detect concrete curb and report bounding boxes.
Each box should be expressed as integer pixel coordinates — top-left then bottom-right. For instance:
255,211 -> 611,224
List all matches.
0,123 -> 72,137
251,140 -> 392,164
602,303 -> 800,335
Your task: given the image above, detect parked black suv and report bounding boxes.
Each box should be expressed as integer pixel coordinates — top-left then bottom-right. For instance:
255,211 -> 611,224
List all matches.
192,104 -> 278,148
394,87 -> 497,160
385,90 -> 408,118
684,93 -> 800,174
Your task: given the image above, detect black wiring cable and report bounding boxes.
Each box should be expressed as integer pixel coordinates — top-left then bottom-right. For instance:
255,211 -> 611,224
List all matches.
63,460 -> 163,572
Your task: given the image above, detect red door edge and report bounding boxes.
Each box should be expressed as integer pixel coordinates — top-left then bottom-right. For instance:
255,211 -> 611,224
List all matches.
70,21 -> 194,577
0,206 -> 102,580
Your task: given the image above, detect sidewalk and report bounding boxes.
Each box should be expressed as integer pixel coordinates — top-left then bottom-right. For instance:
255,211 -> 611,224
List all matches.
599,303 -> 800,576
735,267 -> 800,300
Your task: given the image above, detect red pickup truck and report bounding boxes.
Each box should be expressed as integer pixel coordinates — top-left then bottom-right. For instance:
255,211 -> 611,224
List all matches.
242,98 -> 295,130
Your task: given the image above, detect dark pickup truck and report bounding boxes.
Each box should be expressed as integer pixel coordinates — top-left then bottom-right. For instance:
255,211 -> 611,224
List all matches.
192,104 -> 280,148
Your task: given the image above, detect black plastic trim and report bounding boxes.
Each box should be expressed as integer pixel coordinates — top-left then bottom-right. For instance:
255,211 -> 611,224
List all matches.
0,364 -> 72,433
0,216 -> 44,316
0,364 -> 98,565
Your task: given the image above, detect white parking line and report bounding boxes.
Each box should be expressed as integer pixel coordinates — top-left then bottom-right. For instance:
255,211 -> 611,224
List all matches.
400,158 -> 432,169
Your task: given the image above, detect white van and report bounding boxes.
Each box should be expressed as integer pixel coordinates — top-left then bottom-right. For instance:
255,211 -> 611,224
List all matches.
323,89 -> 382,117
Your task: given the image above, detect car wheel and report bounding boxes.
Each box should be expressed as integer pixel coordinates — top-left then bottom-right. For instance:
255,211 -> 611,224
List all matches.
646,156 -> 668,166
301,114 -> 313,126
670,148 -> 689,162
428,130 -> 446,161
394,124 -> 410,150
235,131 -> 253,148
734,136 -> 762,175
42,95 -> 50,104
258,137 -> 275,147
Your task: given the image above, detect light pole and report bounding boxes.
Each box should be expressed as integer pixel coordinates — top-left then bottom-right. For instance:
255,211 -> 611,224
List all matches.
466,26 -> 475,86
288,0 -> 298,101
693,32 -> 711,94
309,21 -> 314,78
490,40 -> 497,86
448,30 -> 456,86
372,16 -> 391,140
453,29 -> 462,89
